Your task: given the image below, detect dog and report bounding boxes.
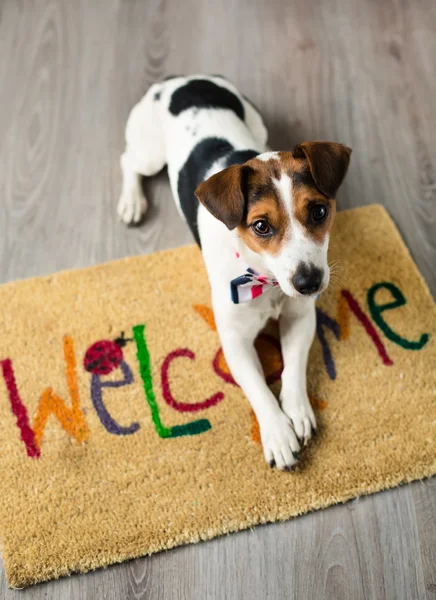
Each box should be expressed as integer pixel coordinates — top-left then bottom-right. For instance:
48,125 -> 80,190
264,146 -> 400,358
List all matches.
118,75 -> 351,470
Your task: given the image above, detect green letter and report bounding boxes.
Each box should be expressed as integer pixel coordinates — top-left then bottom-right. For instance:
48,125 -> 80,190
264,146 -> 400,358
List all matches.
367,282 -> 430,350
133,325 -> 211,438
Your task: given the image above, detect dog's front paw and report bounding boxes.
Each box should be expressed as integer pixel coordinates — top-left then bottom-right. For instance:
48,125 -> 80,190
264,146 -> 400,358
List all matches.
281,394 -> 317,447
260,411 -> 301,470
117,189 -> 147,225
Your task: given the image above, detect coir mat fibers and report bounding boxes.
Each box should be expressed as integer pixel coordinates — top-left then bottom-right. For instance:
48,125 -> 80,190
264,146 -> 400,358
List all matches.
0,205 -> 435,588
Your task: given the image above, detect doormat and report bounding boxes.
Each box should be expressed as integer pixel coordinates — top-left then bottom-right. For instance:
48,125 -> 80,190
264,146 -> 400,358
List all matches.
0,205 -> 435,588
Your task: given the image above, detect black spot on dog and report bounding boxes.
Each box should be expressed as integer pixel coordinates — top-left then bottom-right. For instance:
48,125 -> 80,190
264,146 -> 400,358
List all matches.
225,149 -> 258,167
177,138 -> 234,245
169,79 -> 245,120
293,168 -> 328,200
153,91 -> 161,101
293,170 -> 315,188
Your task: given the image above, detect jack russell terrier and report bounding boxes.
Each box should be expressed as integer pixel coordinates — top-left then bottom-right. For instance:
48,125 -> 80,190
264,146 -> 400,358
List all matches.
118,75 -> 351,470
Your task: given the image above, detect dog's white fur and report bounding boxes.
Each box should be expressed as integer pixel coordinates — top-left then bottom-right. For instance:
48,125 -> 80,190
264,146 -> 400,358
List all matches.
118,75 -> 323,470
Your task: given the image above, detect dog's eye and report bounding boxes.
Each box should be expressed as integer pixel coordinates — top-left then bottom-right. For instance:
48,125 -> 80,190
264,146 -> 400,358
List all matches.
252,220 -> 271,236
310,204 -> 329,224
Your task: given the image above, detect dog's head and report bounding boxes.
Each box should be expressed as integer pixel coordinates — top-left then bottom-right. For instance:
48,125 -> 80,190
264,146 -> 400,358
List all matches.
195,142 -> 351,298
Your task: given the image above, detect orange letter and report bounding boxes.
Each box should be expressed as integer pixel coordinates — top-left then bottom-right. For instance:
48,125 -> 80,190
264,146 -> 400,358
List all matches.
33,335 -> 90,449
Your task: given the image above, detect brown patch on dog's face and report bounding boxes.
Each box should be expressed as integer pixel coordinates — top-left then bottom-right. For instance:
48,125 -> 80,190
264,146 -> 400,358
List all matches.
278,152 -> 337,244
293,189 -> 336,244
236,158 -> 290,256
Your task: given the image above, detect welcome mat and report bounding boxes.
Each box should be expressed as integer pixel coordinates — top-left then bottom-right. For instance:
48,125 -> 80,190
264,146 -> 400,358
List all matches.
0,205 -> 435,588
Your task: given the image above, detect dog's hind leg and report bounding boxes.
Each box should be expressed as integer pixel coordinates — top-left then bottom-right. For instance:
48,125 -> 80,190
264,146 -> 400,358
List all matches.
117,83 -> 166,225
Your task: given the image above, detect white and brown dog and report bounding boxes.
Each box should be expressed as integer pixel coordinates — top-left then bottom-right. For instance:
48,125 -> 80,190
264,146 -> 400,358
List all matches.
118,75 -> 351,470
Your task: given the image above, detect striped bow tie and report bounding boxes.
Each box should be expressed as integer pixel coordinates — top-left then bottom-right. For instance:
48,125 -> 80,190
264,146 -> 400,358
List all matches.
230,268 -> 279,304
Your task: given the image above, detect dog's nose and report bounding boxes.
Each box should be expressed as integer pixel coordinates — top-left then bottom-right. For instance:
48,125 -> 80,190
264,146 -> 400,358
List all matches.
292,263 -> 323,295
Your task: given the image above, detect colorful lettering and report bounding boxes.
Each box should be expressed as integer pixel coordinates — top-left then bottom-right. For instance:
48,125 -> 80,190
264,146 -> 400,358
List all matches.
161,349 -> 224,412
133,325 -> 211,438
1,278 -> 428,460
193,304 -> 217,331
316,289 -> 395,380
0,359 -> 40,458
33,335 -> 90,449
212,348 -> 238,386
90,360 -> 139,435
316,308 -> 340,380
251,411 -> 261,444
368,282 -> 430,350
341,290 -> 393,366
337,290 -> 350,340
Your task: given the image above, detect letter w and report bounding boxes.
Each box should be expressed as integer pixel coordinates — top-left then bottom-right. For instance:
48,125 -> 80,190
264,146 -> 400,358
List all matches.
32,335 -> 90,449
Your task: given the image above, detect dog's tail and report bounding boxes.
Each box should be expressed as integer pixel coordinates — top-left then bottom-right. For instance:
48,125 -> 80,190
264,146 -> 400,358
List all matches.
117,82 -> 167,224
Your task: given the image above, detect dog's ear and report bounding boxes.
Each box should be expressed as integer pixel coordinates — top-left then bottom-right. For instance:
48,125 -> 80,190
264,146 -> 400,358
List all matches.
195,165 -> 249,230
293,142 -> 352,198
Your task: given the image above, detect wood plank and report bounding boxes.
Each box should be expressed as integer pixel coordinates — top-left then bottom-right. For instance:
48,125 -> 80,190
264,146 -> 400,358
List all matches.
413,479 -> 436,599
0,0 -> 435,598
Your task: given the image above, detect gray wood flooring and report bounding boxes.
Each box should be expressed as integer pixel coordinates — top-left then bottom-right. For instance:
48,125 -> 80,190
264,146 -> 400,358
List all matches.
0,0 -> 435,598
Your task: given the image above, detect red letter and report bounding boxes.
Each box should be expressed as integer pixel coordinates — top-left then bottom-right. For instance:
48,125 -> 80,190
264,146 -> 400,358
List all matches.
161,349 -> 224,412
0,359 -> 40,458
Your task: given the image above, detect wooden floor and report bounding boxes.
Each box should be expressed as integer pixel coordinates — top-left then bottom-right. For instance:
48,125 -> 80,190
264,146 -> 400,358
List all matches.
1,0 -> 435,598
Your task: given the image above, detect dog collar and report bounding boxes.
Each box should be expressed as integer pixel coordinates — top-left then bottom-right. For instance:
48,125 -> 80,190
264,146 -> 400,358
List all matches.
231,250 -> 279,304
230,252 -> 321,304
230,256 -> 279,304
